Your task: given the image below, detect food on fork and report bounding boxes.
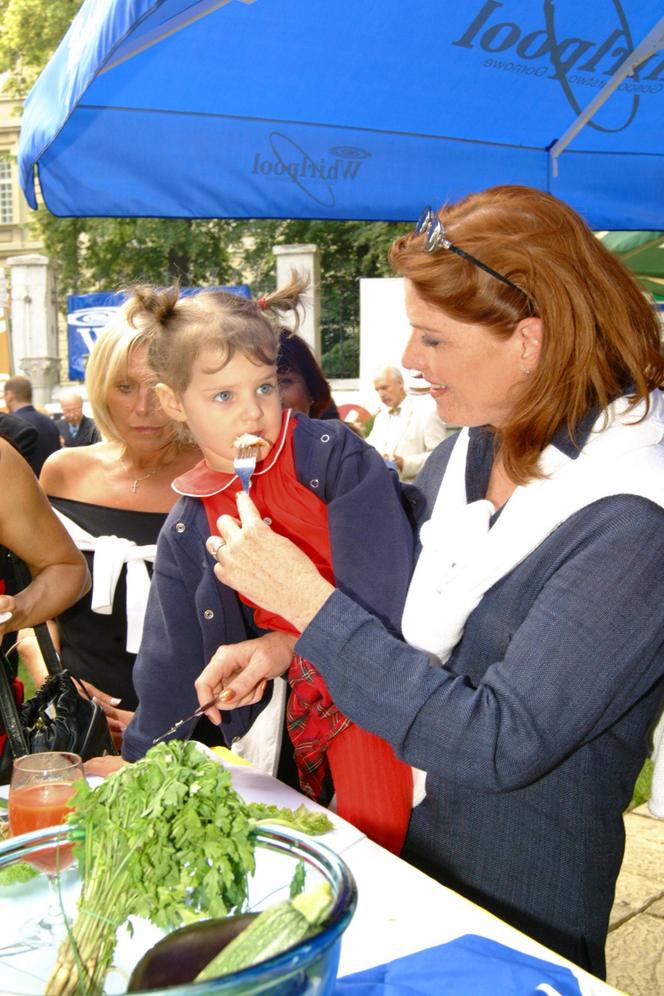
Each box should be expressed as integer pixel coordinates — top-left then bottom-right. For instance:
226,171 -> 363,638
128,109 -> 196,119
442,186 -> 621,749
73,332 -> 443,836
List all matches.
233,433 -> 269,451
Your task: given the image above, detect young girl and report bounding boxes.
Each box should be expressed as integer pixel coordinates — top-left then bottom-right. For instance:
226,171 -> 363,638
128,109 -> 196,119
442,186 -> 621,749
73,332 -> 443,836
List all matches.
121,276 -> 415,853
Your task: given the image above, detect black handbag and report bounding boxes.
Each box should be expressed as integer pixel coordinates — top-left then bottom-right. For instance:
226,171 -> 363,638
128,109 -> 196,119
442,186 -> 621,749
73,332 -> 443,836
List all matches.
0,556 -> 115,785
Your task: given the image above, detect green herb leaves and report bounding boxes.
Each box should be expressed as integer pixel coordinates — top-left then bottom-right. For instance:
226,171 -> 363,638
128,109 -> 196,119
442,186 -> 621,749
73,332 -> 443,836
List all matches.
47,741 -> 334,995
49,741 -> 256,994
72,741 -> 256,930
248,803 -> 334,836
0,861 -> 39,886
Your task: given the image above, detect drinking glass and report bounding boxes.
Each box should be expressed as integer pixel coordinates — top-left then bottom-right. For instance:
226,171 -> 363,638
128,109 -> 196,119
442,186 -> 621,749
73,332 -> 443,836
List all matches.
8,751 -> 84,945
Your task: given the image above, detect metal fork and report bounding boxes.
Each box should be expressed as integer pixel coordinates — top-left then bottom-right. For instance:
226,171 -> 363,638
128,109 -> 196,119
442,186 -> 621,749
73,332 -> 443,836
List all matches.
233,444 -> 258,492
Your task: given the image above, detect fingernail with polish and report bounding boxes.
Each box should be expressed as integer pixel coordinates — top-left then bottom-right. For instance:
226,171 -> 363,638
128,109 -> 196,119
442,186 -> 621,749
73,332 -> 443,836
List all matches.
219,688 -> 236,703
109,697 -> 122,706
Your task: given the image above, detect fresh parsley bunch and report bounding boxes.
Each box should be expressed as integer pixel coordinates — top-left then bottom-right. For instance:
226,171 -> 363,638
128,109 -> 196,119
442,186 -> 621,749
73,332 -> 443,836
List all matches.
48,740 -> 256,995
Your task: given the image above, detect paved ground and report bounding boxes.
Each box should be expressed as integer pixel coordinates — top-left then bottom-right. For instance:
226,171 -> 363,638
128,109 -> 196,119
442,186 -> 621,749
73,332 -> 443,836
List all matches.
605,805 -> 664,995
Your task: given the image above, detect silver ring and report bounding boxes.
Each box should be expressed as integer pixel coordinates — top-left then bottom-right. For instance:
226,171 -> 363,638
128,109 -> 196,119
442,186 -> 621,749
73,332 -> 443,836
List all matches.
210,537 -> 225,560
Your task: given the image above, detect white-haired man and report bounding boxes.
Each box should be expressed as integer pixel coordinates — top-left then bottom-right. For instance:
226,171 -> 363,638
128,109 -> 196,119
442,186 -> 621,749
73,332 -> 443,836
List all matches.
55,388 -> 100,447
365,366 -> 448,482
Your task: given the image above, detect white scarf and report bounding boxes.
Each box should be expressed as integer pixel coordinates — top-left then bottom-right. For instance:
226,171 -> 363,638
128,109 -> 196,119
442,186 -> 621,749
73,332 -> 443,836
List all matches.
54,509 -> 156,654
402,392 -> 664,808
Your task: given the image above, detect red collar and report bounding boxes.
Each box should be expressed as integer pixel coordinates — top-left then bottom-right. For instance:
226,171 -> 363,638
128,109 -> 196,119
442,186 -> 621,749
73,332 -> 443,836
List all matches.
172,409 -> 293,498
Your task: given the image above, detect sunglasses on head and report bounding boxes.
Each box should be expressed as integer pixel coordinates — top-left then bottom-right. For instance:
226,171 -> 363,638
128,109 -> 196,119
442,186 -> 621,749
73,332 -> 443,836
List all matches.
414,207 -> 525,297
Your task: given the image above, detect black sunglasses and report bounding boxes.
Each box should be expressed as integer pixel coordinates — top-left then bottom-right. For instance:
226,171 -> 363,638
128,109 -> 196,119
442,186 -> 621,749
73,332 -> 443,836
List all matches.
415,206 -> 525,296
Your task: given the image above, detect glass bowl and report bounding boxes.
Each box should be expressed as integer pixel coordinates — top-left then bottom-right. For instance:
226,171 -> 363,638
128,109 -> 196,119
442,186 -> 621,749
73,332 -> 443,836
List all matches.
0,822 -> 357,995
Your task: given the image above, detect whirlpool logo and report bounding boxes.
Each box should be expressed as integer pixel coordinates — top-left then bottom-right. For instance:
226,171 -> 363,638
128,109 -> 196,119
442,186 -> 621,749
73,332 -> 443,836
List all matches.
67,306 -> 120,355
251,133 -> 372,207
453,0 -> 664,132
67,306 -> 119,330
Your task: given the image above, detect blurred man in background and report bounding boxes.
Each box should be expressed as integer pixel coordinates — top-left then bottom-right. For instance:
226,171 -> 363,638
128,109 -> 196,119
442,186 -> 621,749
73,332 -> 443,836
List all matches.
365,365 -> 448,482
3,375 -> 60,475
55,388 -> 100,447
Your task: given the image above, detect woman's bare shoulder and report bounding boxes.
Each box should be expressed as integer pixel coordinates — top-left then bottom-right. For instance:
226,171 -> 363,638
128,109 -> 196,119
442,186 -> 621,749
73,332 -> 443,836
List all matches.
40,442 -> 112,497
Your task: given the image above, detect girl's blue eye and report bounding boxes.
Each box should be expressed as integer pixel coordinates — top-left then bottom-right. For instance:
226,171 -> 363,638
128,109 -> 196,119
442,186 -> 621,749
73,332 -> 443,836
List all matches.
116,383 -> 133,394
257,383 -> 275,396
422,335 -> 442,348
214,390 -> 232,403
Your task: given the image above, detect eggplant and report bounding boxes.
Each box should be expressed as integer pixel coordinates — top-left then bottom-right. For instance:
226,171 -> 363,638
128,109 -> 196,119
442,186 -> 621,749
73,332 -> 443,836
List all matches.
127,913 -> 257,991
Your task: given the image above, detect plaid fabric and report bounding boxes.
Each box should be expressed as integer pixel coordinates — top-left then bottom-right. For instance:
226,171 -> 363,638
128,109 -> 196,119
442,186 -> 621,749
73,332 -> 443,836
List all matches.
287,653 -> 413,854
286,653 -> 351,801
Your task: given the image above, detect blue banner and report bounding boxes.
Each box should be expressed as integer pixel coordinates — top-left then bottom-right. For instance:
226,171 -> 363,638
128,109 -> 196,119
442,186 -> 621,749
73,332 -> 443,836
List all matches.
66,285 -> 251,381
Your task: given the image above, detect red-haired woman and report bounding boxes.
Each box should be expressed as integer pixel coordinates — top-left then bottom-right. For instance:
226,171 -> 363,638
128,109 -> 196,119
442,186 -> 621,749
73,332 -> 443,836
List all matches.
196,185 -> 664,980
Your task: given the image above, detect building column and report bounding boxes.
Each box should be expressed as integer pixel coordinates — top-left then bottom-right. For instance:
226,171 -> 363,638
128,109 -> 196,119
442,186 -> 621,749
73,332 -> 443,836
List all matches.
6,253 -> 59,406
272,243 -> 321,358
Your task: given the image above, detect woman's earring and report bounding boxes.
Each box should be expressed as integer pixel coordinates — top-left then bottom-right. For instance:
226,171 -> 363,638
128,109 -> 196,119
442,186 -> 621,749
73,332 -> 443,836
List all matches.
521,367 -> 531,376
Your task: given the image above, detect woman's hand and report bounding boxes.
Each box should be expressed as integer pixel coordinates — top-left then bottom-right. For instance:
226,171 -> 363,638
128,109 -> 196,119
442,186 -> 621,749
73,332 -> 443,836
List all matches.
84,755 -> 129,777
76,679 -> 134,751
195,631 -> 297,724
207,491 -> 334,634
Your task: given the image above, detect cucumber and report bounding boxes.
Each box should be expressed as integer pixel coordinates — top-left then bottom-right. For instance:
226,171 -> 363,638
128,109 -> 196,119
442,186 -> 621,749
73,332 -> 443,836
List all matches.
195,881 -> 333,981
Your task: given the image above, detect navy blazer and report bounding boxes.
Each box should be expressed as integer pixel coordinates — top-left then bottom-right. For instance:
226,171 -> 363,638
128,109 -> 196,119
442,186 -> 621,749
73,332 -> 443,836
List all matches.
0,413 -> 38,466
297,426 -> 664,978
12,405 -> 61,475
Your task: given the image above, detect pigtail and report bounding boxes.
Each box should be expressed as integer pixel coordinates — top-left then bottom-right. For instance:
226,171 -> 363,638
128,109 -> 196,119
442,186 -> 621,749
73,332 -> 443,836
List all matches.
257,269 -> 309,333
124,284 -> 180,331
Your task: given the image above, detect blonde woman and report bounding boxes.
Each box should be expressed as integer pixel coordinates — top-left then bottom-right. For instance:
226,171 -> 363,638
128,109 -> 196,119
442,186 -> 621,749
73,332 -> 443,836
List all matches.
19,312 -> 200,747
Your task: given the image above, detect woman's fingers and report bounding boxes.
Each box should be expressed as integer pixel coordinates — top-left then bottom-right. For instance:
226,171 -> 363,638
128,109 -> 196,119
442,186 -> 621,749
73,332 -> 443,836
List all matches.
232,490 -> 263,526
206,493 -> 262,557
84,755 -> 128,777
195,632 -> 296,721
96,704 -> 133,730
207,491 -> 334,633
196,656 -> 264,720
76,678 -> 132,734
79,678 -> 121,707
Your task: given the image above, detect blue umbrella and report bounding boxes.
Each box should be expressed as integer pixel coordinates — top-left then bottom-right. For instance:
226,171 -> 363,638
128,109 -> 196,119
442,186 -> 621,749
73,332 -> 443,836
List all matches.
17,0 -> 664,227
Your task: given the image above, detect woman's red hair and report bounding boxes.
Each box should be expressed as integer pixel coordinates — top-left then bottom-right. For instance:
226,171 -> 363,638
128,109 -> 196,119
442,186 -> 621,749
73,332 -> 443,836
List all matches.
389,185 -> 664,483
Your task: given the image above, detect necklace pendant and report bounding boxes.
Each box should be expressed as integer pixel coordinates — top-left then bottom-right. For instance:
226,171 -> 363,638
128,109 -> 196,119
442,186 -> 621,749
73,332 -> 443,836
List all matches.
131,480 -> 140,494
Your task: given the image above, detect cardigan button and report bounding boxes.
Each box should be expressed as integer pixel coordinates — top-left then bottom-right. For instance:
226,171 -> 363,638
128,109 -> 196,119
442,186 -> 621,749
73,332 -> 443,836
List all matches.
309,479 -> 320,489
320,434 -> 330,443
263,516 -> 272,526
203,609 -> 214,620
175,522 -> 186,533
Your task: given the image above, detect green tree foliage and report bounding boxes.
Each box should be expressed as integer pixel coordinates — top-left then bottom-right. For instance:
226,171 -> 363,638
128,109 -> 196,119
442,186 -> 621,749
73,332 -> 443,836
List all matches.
37,213 -> 241,294
1,0 -> 407,375
229,219 -> 405,377
0,0 -> 81,94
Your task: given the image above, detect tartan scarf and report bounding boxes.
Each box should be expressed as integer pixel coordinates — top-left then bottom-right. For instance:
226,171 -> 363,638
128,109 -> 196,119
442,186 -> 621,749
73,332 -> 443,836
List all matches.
286,653 -> 350,801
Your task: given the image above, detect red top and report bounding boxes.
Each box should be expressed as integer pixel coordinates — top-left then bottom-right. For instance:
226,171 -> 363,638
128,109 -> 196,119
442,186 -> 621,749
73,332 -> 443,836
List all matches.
173,410 -> 334,634
173,409 -> 412,854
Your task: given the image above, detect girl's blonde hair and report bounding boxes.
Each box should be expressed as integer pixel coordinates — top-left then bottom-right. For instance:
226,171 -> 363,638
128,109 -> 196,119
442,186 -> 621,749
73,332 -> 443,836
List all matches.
124,271 -> 308,396
390,185 -> 664,483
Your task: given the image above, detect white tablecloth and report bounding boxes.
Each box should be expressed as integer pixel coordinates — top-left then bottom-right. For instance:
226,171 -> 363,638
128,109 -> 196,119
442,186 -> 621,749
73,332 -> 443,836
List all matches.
217,759 -> 621,996
0,761 -> 622,996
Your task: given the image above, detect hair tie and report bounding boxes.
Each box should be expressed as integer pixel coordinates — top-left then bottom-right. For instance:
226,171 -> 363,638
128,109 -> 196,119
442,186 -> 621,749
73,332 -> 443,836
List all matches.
257,296 -> 268,310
